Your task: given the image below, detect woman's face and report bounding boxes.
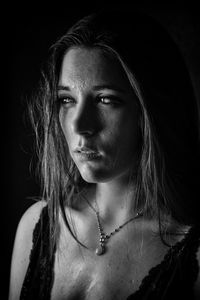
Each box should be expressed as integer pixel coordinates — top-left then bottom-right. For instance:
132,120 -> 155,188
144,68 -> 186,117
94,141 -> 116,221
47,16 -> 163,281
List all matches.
58,47 -> 140,183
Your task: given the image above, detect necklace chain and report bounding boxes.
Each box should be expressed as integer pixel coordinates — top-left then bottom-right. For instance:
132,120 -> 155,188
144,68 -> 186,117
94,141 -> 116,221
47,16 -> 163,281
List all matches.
87,200 -> 143,255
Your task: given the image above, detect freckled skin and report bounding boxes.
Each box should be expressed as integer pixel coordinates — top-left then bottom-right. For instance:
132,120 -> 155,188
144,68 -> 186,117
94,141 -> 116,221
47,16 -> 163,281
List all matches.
58,47 -> 140,183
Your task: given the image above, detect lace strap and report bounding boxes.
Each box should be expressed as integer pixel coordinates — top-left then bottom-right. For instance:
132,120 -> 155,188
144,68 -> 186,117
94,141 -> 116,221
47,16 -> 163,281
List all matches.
20,205 -> 55,300
127,225 -> 200,299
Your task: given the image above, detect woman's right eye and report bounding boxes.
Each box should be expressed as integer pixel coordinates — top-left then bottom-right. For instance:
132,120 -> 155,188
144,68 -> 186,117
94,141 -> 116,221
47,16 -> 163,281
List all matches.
58,97 -> 75,105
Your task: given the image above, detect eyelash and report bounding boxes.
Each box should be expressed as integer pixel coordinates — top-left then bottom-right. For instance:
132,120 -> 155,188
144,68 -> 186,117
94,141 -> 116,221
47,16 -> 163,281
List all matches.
58,97 -> 74,105
98,96 -> 120,105
57,96 -> 122,106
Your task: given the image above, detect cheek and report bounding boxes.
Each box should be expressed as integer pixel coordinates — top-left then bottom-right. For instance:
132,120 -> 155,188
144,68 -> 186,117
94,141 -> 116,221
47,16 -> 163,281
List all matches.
107,109 -> 140,153
124,117 -> 140,150
116,127 -> 140,165
99,113 -> 140,180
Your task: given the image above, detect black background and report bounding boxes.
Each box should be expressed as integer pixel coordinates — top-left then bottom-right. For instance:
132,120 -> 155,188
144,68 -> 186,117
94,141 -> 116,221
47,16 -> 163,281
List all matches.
2,2 -> 200,299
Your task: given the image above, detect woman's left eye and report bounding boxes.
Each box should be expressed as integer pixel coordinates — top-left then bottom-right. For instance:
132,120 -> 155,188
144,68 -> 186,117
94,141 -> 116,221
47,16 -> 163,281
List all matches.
98,96 -> 121,106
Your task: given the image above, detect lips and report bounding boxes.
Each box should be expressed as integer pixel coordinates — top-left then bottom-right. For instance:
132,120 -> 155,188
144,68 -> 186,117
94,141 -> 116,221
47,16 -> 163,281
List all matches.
74,146 -> 99,154
74,146 -> 101,160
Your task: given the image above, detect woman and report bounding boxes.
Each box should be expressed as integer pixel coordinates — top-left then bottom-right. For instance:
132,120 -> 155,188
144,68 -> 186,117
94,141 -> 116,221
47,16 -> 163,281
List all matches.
9,9 -> 200,300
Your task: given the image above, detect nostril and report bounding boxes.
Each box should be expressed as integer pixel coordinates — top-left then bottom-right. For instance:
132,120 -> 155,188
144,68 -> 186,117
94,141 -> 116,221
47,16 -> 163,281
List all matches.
70,103 -> 100,136
79,129 -> 95,137
71,118 -> 96,136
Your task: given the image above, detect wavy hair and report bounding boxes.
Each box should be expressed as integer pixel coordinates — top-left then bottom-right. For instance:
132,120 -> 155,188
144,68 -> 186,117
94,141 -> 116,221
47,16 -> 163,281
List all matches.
29,10 -> 200,255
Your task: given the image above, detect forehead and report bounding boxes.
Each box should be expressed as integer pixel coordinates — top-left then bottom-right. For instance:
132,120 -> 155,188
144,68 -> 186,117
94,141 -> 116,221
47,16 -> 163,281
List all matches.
58,47 -> 132,90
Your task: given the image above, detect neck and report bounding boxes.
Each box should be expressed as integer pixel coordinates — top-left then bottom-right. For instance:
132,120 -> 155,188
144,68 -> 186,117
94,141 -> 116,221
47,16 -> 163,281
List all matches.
92,176 -> 137,224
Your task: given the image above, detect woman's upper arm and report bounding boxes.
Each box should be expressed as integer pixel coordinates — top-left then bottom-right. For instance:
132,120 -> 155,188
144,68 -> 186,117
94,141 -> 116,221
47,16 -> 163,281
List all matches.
194,240 -> 200,299
9,201 -> 46,300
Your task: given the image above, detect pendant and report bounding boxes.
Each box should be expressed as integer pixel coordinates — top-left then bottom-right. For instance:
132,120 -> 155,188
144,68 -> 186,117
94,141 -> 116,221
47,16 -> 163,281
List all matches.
95,245 -> 105,255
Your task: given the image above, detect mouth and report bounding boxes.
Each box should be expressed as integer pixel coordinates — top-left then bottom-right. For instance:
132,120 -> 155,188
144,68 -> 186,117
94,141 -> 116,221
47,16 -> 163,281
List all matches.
74,147 -> 102,160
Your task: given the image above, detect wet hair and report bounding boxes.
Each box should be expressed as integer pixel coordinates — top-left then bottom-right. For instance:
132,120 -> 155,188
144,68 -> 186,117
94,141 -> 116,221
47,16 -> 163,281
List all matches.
30,9 -> 200,254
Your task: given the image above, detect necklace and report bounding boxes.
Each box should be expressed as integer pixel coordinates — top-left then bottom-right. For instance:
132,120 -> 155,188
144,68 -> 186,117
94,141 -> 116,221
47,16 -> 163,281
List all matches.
87,201 -> 143,255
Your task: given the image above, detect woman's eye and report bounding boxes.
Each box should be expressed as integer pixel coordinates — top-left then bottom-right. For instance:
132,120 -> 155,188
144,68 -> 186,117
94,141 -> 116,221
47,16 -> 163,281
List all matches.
100,97 -> 112,104
99,96 -> 121,106
58,97 -> 75,105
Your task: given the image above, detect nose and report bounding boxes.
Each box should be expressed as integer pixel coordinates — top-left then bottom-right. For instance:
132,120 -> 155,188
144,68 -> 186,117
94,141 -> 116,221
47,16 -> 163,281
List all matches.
71,100 -> 99,137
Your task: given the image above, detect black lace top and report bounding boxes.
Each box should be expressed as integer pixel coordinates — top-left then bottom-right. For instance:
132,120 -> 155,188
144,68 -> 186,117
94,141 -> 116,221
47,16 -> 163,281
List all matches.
20,206 -> 200,300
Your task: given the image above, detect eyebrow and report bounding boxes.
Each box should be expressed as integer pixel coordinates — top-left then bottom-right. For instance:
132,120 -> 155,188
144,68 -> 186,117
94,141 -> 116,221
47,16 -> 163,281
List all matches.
57,84 -> 126,93
93,85 -> 125,93
57,86 -> 70,91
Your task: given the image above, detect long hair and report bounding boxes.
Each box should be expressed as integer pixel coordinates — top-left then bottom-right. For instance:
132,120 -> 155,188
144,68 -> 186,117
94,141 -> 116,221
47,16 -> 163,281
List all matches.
29,10 -> 200,254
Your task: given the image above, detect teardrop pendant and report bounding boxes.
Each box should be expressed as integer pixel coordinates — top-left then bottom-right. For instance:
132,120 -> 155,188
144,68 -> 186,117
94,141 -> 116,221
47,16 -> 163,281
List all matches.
88,200 -> 144,256
95,245 -> 105,255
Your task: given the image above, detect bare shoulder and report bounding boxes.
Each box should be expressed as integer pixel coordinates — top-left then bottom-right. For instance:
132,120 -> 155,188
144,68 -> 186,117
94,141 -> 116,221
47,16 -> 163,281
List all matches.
18,200 -> 46,231
194,239 -> 200,299
9,200 -> 47,300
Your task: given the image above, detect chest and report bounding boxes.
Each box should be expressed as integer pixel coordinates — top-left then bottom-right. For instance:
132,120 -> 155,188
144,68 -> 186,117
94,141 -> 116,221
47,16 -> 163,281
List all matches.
51,234 -> 168,300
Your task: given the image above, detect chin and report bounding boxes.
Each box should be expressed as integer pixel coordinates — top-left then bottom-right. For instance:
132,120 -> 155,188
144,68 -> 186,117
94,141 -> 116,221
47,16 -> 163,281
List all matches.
79,166 -> 113,183
76,160 -> 133,184
80,171 -> 107,183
